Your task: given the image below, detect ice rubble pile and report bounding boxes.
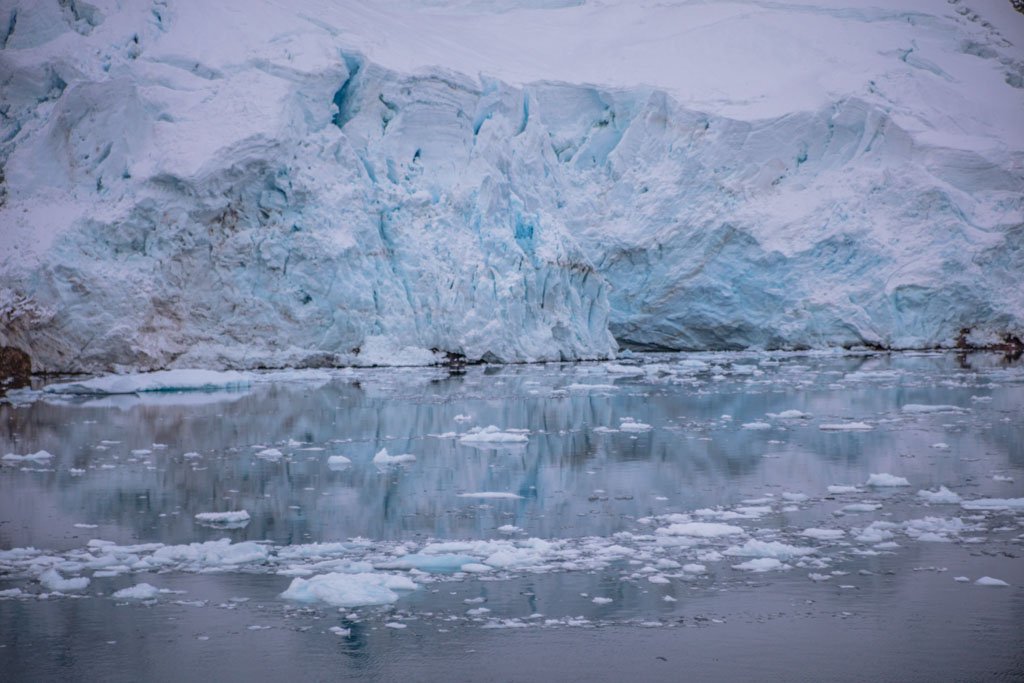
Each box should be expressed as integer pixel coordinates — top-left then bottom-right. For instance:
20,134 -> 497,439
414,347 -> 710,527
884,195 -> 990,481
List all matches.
1,0 -> 1022,371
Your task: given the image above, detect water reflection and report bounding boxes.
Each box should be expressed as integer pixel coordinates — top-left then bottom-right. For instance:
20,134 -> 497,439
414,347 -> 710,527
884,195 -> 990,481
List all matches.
1,352 -> 1020,554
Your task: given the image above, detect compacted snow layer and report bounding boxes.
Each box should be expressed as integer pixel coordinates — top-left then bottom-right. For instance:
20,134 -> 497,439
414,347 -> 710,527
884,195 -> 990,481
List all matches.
1,0 -> 1023,371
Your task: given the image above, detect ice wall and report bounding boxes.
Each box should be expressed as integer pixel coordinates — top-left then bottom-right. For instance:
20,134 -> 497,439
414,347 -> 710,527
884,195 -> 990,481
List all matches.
0,0 -> 1022,371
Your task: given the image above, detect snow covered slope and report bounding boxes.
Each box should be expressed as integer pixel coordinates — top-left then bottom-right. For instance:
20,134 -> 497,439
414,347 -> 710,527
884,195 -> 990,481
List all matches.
0,0 -> 1022,370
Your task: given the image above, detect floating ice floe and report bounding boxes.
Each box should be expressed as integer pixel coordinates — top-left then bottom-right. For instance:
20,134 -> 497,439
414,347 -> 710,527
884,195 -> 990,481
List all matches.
827,485 -> 860,494
917,487 -> 961,504
194,511 -> 251,528
113,583 -> 163,600
903,517 -> 969,542
931,443 -> 950,450
901,404 -> 964,414
565,383 -> 618,392
959,498 -> 1024,511
768,410 -> 811,419
457,492 -> 523,500
974,577 -> 1009,587
618,418 -> 653,433
801,528 -> 845,541
732,558 -> 787,572
842,503 -> 881,512
866,473 -> 910,487
2,450 -> 55,462
372,448 -> 416,464
280,572 -> 418,607
255,448 -> 284,460
655,522 -> 746,538
326,455 -> 352,468
459,426 -> 529,444
741,422 -> 772,430
44,370 -> 252,395
39,569 -> 89,592
724,540 -> 814,560
819,422 -> 873,431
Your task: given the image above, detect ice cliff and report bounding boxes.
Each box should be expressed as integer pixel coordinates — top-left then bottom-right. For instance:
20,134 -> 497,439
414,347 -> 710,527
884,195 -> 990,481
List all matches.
0,0 -> 1022,371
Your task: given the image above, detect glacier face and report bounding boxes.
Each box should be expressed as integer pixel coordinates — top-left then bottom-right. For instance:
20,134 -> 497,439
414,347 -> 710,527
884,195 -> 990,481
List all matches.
0,0 -> 1022,371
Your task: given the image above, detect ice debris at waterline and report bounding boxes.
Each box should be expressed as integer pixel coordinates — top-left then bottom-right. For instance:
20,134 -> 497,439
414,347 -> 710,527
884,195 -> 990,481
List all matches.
2,484 -> 1018,610
1,1 -> 1023,372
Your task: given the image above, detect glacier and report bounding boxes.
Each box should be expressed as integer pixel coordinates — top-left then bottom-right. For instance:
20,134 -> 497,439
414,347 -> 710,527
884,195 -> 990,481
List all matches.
0,0 -> 1022,372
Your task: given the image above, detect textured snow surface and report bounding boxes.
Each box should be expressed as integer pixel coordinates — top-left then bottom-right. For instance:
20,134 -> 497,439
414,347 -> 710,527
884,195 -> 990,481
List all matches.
1,0 -> 1023,371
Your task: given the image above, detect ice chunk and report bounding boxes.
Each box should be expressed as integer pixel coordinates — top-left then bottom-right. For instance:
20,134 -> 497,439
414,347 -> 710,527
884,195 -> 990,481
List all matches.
655,522 -> 746,538
457,492 -> 523,500
724,540 -> 814,560
592,597 -> 613,604
732,558 -> 786,572
618,418 -> 652,432
741,422 -> 772,430
255,448 -> 283,460
372,448 -> 416,464
280,572 -> 418,607
960,498 -> 1024,511
974,577 -> 1009,587
39,569 -> 89,592
827,485 -> 860,494
194,511 -> 251,528
866,473 -> 910,487
326,455 -> 352,468
565,384 -> 618,392
819,422 -> 873,431
800,528 -> 845,541
782,492 -> 809,502
459,426 -> 529,444
901,404 -> 964,414
843,503 -> 881,512
45,370 -> 252,395
904,517 -> 967,542
769,410 -> 810,419
2,450 -> 55,462
917,487 -> 961,504
377,553 -> 478,573
113,583 -> 161,600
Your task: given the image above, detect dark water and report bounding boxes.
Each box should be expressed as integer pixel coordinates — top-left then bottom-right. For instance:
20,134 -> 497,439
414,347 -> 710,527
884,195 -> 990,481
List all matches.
1,352 -> 1022,681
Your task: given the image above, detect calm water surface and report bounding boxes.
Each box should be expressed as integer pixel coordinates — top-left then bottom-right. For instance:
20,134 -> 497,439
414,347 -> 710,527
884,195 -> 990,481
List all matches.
1,352 -> 1022,681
